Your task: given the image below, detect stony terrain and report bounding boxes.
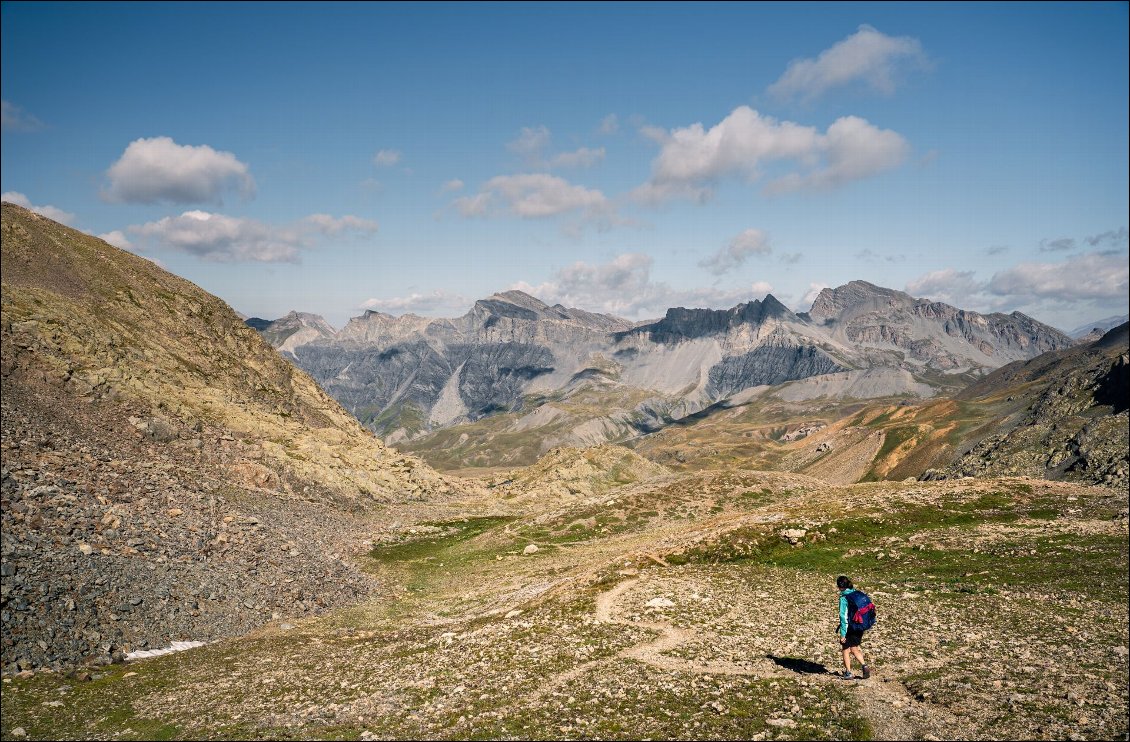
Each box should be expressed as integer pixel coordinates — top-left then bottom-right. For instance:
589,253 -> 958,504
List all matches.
2,469 -> 1125,741
1,203 -> 475,675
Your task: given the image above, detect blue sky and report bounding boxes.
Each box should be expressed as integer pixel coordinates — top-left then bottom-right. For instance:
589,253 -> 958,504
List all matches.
3,1 -> 1127,332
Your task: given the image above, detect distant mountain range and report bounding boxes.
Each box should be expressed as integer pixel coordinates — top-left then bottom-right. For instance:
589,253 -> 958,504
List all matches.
249,281 -> 1073,453
1069,314 -> 1130,340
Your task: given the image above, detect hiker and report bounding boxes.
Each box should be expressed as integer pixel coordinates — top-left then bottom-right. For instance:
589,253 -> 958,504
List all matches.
836,575 -> 873,680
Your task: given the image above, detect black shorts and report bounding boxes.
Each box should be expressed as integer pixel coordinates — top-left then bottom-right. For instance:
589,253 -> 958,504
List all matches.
842,629 -> 864,648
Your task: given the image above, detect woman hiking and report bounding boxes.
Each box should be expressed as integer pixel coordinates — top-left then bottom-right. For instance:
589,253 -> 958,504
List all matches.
836,575 -> 872,680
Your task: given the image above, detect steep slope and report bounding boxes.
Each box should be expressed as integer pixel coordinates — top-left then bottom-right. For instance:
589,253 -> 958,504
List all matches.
938,322 -> 1128,487
0,203 -> 473,672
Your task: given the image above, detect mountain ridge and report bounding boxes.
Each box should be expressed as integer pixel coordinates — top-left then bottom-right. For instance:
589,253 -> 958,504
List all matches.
251,276 -> 1073,464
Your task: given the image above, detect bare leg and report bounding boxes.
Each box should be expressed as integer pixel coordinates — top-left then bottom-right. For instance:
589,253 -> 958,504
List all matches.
842,647 -> 854,672
850,646 -> 865,667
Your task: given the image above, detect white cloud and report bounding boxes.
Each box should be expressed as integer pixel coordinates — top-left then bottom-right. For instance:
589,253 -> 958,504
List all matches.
128,209 -> 377,263
906,268 -> 986,306
750,281 -> 774,298
904,249 -> 1130,328
1,100 -> 43,132
453,192 -> 493,217
799,283 -> 830,310
97,230 -> 133,250
598,114 -> 619,135
508,125 -> 552,162
1,191 -> 76,225
988,252 -> 1129,302
768,24 -> 930,102
700,228 -> 772,275
549,146 -> 606,169
359,290 -> 468,315
458,173 -> 611,220
373,149 -> 401,167
440,179 -> 465,193
633,106 -> 908,203
303,213 -> 379,235
513,253 -> 762,319
103,137 -> 255,204
507,125 -> 605,170
766,115 -> 909,194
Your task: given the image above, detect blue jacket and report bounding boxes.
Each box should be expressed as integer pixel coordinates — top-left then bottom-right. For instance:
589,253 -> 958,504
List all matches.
838,588 -> 855,638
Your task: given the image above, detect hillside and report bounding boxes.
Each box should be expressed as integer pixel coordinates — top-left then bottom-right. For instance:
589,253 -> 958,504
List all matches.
0,203 -> 475,672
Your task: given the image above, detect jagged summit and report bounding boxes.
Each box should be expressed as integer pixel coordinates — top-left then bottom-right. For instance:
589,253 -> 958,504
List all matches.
625,294 -> 797,342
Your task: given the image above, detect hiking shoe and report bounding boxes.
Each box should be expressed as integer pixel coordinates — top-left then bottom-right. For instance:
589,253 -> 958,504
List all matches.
861,665 -> 871,679
838,670 -> 854,680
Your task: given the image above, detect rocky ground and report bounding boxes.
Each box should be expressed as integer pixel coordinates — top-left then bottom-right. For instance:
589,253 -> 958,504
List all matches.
0,381 -> 380,675
3,468 -> 1125,741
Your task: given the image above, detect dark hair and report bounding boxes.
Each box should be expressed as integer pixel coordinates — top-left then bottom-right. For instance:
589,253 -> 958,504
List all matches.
836,575 -> 853,590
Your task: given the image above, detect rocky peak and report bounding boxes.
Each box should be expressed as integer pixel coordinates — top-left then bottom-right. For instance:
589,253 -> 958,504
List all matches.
625,294 -> 796,343
808,280 -> 913,323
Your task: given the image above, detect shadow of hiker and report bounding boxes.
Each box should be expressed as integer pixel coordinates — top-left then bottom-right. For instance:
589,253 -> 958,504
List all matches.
766,655 -> 829,675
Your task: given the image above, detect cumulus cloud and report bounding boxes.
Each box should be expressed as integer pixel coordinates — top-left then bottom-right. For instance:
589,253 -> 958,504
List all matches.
598,114 -> 619,135
633,106 -> 908,203
103,137 -> 255,204
97,230 -> 133,250
512,253 -> 766,319
372,149 -> 401,167
455,173 -> 612,224
303,213 -> 379,235
1,191 -> 76,225
507,125 -> 605,170
768,24 -> 930,103
799,283 -> 830,310
700,228 -> 772,275
1,100 -> 43,131
904,247 -> 1130,327
750,281 -> 774,298
764,116 -> 910,194
453,192 -> 493,217
129,209 -> 377,263
440,179 -> 465,193
508,125 -> 552,162
549,146 -> 606,169
906,268 -> 986,307
358,290 -> 468,315
988,252 -> 1128,302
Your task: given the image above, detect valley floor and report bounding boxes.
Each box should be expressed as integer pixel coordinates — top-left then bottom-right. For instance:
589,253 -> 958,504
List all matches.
2,472 -> 1127,741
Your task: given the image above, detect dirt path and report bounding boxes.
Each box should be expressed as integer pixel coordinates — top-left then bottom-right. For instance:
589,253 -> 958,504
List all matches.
586,577 -> 979,741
